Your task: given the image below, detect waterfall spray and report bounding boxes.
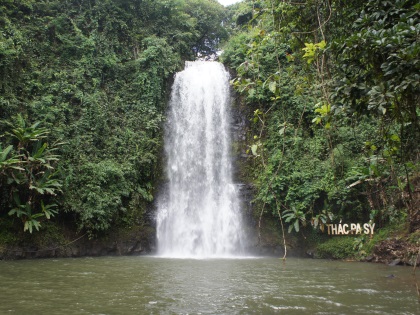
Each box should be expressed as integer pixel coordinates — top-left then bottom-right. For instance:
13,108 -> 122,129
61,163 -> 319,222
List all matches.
156,61 -> 245,258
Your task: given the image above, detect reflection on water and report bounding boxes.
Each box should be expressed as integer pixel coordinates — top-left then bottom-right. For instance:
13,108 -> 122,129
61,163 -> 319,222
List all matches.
0,257 -> 418,314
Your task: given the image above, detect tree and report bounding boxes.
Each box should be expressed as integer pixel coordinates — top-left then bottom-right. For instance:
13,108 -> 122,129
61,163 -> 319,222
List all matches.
331,0 -> 420,231
221,0 -> 419,237
0,115 -> 62,233
0,0 -> 231,236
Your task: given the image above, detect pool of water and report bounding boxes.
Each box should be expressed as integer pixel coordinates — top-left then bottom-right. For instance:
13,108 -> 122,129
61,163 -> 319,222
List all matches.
0,256 -> 418,314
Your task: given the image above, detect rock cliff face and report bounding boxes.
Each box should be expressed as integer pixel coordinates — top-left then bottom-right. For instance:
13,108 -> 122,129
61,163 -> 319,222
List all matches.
230,92 -> 258,252
229,85 -> 315,258
0,226 -> 155,260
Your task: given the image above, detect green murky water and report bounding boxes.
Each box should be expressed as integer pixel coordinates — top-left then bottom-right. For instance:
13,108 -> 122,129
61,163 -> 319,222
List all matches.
0,256 -> 418,314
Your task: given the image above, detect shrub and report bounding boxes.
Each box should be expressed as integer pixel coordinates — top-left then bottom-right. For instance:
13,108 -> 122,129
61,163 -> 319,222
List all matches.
315,237 -> 355,259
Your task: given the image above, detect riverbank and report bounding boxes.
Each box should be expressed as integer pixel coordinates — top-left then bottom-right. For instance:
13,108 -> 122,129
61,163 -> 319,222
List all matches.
0,223 -> 155,260
306,225 -> 419,267
1,219 -> 418,267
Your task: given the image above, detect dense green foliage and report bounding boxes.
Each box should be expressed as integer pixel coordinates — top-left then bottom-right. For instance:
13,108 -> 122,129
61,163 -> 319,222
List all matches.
221,0 -> 419,239
315,237 -> 355,259
0,0 -> 226,235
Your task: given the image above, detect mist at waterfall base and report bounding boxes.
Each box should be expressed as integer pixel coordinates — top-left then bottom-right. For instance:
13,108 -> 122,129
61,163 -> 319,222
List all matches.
156,61 -> 246,258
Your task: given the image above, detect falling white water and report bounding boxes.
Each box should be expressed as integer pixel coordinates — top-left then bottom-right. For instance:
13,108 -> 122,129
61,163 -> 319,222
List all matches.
156,61 -> 245,258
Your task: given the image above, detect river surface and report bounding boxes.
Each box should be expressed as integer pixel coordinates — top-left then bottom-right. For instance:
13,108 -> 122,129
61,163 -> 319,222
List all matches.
0,256 -> 418,314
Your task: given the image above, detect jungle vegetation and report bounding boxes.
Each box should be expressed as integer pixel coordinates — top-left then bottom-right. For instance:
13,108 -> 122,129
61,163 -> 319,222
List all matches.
0,0 -> 419,254
0,0 -> 226,238
221,0 -> 419,252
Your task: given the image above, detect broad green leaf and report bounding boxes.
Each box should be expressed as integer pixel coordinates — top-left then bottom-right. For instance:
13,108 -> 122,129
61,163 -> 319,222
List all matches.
251,144 -> 258,156
279,127 -> 286,135
268,81 -> 277,93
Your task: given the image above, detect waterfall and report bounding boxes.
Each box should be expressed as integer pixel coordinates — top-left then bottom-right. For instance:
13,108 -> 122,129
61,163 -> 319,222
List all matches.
156,61 -> 245,258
